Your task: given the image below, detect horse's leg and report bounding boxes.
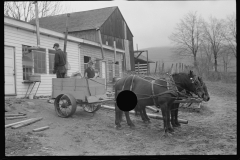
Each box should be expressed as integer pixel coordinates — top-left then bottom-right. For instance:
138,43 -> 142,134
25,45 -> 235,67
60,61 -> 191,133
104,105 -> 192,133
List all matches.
174,103 -> 181,127
142,108 -> 151,123
134,106 -> 140,116
139,109 -> 147,122
124,111 -> 135,128
166,102 -> 174,133
171,103 -> 177,127
160,104 -> 167,133
115,103 -> 122,129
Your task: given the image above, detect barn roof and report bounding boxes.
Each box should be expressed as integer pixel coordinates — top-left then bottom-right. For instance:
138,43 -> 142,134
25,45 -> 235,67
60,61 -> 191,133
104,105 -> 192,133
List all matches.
29,6 -> 118,33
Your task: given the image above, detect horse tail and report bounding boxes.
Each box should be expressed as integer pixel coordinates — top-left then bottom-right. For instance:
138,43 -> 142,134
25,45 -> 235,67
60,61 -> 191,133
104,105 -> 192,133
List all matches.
114,78 -> 123,123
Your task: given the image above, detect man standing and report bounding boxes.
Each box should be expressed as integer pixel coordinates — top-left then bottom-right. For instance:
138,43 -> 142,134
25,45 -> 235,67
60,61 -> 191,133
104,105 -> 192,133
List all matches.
53,43 -> 66,78
84,60 -> 95,79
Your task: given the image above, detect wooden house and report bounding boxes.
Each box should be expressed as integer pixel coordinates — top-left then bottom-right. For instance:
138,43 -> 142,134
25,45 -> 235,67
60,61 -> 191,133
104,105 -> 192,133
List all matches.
4,15 -> 125,97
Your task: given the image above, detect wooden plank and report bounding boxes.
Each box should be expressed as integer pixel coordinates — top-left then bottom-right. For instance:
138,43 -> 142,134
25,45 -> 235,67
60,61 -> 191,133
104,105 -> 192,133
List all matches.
11,117 -> 43,129
53,86 -> 62,90
52,90 -> 87,100
52,78 -> 63,86
62,86 -> 75,91
96,86 -> 106,95
5,113 -> 26,117
75,78 -> 87,87
135,63 -> 147,66
33,126 -> 49,132
62,78 -> 75,87
135,68 -> 147,70
6,116 -> 27,120
5,118 -> 35,128
75,87 -> 88,92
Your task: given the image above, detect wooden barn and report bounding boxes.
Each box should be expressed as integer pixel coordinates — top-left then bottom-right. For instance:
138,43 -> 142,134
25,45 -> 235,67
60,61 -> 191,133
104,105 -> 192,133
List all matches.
134,50 -> 154,74
29,6 -> 135,76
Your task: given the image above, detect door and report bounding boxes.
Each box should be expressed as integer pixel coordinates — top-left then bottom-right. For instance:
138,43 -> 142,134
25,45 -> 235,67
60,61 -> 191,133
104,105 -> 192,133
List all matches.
101,61 -> 106,87
5,46 -> 16,95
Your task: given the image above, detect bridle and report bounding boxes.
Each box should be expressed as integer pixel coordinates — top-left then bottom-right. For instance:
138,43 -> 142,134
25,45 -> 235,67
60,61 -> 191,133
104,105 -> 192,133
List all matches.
189,75 -> 203,95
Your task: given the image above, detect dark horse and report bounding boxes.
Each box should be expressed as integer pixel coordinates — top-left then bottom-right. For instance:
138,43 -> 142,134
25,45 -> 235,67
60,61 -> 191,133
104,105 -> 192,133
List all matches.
136,71 -> 210,128
114,70 -> 205,134
170,72 -> 210,127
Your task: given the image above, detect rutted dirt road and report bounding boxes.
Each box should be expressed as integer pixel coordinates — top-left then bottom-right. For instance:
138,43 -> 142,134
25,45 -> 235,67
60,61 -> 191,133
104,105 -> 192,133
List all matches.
5,81 -> 236,155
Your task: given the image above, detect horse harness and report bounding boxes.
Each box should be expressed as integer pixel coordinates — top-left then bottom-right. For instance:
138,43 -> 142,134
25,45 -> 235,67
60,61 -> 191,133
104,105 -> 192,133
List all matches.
120,75 -> 179,105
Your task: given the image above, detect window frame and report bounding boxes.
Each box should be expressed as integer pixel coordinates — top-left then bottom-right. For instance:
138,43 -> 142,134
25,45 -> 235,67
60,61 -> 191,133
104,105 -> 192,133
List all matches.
84,56 -> 91,71
32,49 -> 47,74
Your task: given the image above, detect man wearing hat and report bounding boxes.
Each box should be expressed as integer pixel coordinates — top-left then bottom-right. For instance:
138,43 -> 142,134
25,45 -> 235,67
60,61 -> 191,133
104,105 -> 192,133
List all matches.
53,43 -> 66,78
84,59 -> 96,79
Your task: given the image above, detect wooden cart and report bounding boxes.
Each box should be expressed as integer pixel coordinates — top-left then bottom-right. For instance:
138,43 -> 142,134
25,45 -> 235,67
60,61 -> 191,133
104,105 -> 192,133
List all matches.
52,77 -> 113,118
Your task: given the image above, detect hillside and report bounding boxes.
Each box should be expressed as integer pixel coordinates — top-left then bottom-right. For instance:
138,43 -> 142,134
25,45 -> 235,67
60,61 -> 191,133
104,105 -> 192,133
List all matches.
140,46 -> 192,72
139,46 -> 236,73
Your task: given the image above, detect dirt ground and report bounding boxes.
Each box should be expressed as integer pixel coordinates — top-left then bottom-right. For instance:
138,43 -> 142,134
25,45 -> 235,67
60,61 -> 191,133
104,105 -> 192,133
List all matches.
5,81 -> 236,156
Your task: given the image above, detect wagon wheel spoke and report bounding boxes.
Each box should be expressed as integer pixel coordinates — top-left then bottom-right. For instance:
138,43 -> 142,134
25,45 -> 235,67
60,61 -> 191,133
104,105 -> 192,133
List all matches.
83,103 -> 100,113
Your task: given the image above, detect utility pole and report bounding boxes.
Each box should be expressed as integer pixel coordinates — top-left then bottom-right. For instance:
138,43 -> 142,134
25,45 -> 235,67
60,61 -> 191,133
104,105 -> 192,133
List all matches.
33,1 -> 40,48
64,13 -> 70,76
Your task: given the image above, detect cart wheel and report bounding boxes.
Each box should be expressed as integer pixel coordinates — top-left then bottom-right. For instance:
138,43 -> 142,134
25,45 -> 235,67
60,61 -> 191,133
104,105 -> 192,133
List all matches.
54,93 -> 77,118
83,104 -> 101,113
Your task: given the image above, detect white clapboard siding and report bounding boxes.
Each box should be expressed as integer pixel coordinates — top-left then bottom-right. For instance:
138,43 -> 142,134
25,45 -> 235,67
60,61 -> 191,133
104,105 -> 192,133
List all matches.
4,25 -> 80,98
5,17 -> 125,98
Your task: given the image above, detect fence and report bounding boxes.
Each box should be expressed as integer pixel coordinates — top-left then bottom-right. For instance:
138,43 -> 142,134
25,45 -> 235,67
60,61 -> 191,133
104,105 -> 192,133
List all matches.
154,61 -> 191,74
135,63 -> 148,74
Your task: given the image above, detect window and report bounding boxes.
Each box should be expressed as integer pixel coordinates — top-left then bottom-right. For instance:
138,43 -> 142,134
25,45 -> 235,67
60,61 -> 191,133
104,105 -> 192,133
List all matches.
108,60 -> 113,82
84,56 -> 91,70
115,62 -> 120,77
33,49 -> 46,73
22,45 -> 33,80
48,49 -> 55,74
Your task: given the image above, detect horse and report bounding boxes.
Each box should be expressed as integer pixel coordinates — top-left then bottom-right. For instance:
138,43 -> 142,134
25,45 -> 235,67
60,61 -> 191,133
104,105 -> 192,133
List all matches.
114,70 -> 205,134
170,72 -> 210,127
134,70 -> 207,127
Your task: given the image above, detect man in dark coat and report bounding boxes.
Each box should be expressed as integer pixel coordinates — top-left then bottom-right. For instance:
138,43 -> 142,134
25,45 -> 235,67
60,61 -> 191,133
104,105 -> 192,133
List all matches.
53,43 -> 66,78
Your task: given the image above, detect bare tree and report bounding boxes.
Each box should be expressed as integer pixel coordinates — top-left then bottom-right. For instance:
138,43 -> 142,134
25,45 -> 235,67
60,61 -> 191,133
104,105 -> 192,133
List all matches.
219,45 -> 234,72
169,11 -> 203,70
4,1 -> 66,22
198,39 -> 214,73
223,13 -> 236,58
201,16 -> 226,72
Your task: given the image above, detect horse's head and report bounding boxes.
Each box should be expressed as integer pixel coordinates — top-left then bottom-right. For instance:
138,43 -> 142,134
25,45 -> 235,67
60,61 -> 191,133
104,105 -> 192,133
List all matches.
197,76 -> 210,101
188,70 -> 205,99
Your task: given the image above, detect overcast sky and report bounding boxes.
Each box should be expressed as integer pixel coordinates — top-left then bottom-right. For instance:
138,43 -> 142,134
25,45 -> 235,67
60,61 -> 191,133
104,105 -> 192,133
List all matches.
62,1 -> 236,49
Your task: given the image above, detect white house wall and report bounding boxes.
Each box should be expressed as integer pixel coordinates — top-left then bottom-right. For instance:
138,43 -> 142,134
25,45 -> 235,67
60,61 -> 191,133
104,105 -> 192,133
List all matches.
4,25 -> 80,97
